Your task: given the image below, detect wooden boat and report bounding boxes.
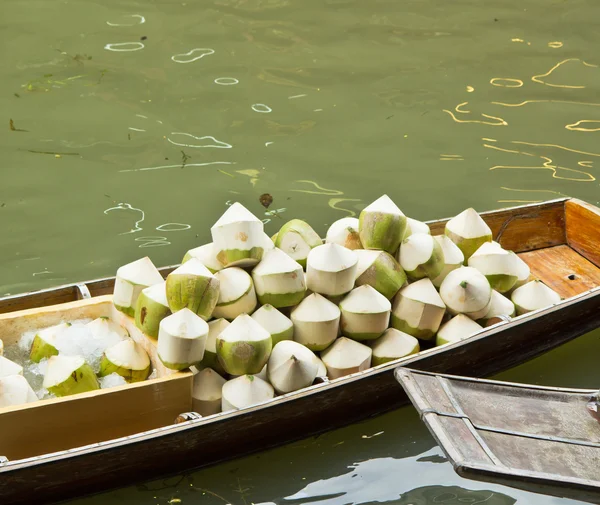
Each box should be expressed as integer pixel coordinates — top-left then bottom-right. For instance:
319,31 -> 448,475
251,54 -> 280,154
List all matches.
394,368 -> 600,503
2,197 -> 600,505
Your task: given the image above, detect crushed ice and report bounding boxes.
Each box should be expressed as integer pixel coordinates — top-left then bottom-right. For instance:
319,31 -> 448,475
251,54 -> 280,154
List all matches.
99,373 -> 128,389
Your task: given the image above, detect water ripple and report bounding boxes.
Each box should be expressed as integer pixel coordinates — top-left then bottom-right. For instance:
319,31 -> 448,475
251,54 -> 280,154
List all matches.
171,48 -> 215,63
104,42 -> 145,52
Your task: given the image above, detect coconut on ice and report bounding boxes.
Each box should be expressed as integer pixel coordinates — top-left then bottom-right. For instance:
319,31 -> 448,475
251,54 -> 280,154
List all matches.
99,340 -> 151,383
192,367 -> 227,416
135,281 -> 171,338
251,304 -> 294,345
306,243 -> 358,297
113,257 -> 164,317
29,322 -> 70,363
267,340 -> 319,394
212,267 -> 257,320
354,250 -> 406,300
445,208 -> 492,261
326,217 -> 362,250
0,375 -> 38,407
339,285 -> 391,341
370,328 -> 420,366
252,248 -> 306,308
291,293 -> 340,351
359,195 -> 407,254
157,308 -> 208,370
43,355 -> 99,397
222,374 -> 274,411
398,232 -> 444,281
439,266 -> 492,320
274,219 -> 322,268
320,337 -> 372,379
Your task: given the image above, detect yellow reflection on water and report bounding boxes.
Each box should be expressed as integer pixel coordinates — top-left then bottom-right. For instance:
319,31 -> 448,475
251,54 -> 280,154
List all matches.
291,180 -> 343,195
443,102 -> 507,126
492,99 -> 600,108
490,78 -> 523,88
328,198 -> 362,217
566,120 -> 600,132
548,41 -> 564,49
531,58 -> 597,88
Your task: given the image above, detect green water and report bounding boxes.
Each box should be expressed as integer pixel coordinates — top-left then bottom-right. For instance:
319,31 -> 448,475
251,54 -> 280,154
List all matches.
2,0 -> 600,502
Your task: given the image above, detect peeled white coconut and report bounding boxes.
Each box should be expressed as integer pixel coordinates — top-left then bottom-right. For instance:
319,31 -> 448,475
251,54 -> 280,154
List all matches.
478,290 -> 515,326
192,367 -> 227,416
339,285 -> 391,340
158,308 -> 209,370
0,375 -> 38,407
432,235 -> 465,288
87,317 -> 129,341
0,356 -> 23,378
229,364 -> 268,381
216,314 -> 272,375
222,374 -> 274,411
135,281 -> 171,338
274,219 -> 322,268
359,195 -> 407,254
445,208 -> 492,260
468,242 -> 520,293
211,202 -> 265,268
252,248 -> 306,308
197,318 -> 229,374
290,293 -> 340,351
370,328 -> 420,366
29,322 -> 70,363
212,268 -> 257,320
251,304 -> 293,345
439,266 -> 492,319
43,355 -> 99,397
402,217 -> 431,240
511,252 -> 531,289
326,217 -> 362,250
99,340 -> 151,383
182,243 -> 224,273
113,256 -> 163,317
166,258 -> 220,320
320,337 -> 372,379
398,233 -> 444,281
267,340 -> 319,394
436,314 -> 484,346
354,250 -> 407,300
306,243 -> 358,297
391,278 -> 446,340
511,280 -> 561,315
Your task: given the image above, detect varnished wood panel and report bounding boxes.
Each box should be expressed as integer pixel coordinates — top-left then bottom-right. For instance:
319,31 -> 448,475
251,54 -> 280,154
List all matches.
566,199 -> 600,268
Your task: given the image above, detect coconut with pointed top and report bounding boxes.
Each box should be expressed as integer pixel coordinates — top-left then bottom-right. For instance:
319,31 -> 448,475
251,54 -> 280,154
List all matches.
196,319 -> 229,375
274,219 -> 322,268
192,367 -> 227,416
326,217 -> 362,250
158,308 -> 208,370
113,257 -> 164,317
252,248 -> 306,308
212,268 -> 257,320
221,374 -> 274,411
88,317 -> 129,341
391,278 -> 446,340
511,252 -> 531,290
354,250 -> 406,300
436,314 -> 483,346
43,355 -> 99,397
251,304 -> 293,345
439,266 -> 492,319
306,243 -> 358,297
99,340 -> 151,382
29,322 -> 70,363
468,242 -> 520,293
0,375 -> 38,407
0,356 -> 23,378
445,208 -> 492,260
216,314 -> 272,375
320,337 -> 372,379
402,217 -> 431,240
290,293 -> 340,351
432,235 -> 465,288
166,258 -> 220,320
370,328 -> 420,366
182,243 -> 224,273
359,195 -> 407,254
511,280 -> 561,315
339,285 -> 391,340
267,340 -> 319,394
398,233 -> 444,281
134,281 -> 171,338
478,290 -> 515,326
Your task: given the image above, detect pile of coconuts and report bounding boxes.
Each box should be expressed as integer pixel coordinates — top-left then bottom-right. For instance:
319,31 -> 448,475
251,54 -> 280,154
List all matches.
112,196 -> 561,416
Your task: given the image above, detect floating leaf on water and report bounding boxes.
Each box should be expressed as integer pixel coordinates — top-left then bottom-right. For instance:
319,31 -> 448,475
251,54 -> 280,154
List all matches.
259,193 -> 273,208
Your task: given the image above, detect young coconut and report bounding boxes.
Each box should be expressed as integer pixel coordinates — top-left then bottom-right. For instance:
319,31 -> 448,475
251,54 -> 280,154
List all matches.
113,256 -> 164,317
267,340 -> 319,394
182,243 -> 223,273
221,374 -> 274,411
0,356 -> 23,378
306,243 -> 358,297
436,314 -> 483,346
320,337 -> 372,379
274,219 -> 322,268
391,278 -> 446,340
211,202 -> 265,267
511,252 -> 531,290
290,293 -> 340,351
359,194 -> 407,254
166,258 -> 220,320
439,266 -> 492,320
43,355 -> 99,397
229,364 -> 269,381
158,308 -> 209,370
0,375 -> 38,407
29,322 -> 70,363
339,285 -> 391,341
192,367 -> 227,416
196,318 -> 229,375
398,233 -> 444,281
252,248 -> 306,308
134,281 -> 171,338
370,328 -> 420,366
445,208 -> 492,260
402,217 -> 431,240
354,250 -> 407,300
431,235 -> 465,288
251,304 -> 294,345
99,340 -> 151,383
326,217 -> 362,250
478,290 -> 515,326
216,314 -> 272,375
212,268 -> 257,320
468,242 -> 520,293
87,317 -> 129,341
511,280 -> 561,315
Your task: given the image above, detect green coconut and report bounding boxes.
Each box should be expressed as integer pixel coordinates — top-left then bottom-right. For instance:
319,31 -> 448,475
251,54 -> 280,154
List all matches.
402,217 -> 431,241
0,356 -> 23,378
0,375 -> 38,407
221,374 -> 275,411
320,337 -> 372,379
99,340 -> 151,383
370,328 -> 420,366
436,314 -> 484,346
445,208 -> 492,261
326,217 -> 363,250
432,235 -> 465,288
468,242 -> 520,293
354,249 -> 407,299
306,243 -> 358,297
478,290 -> 516,326
213,267 -> 257,320
274,219 -> 322,268
29,322 -> 70,363
192,367 -> 227,416
251,304 -> 294,345
196,318 -> 230,375
267,340 -> 319,394
157,308 -> 209,370
182,243 -> 224,273
511,280 -> 561,315
252,248 -> 306,308
113,256 -> 164,317
339,285 -> 391,341
359,194 -> 407,254
398,233 -> 444,281
166,258 -> 220,320
511,252 -> 531,290
439,266 -> 492,319
290,293 -> 340,351
135,281 -> 171,338
43,355 -> 99,397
